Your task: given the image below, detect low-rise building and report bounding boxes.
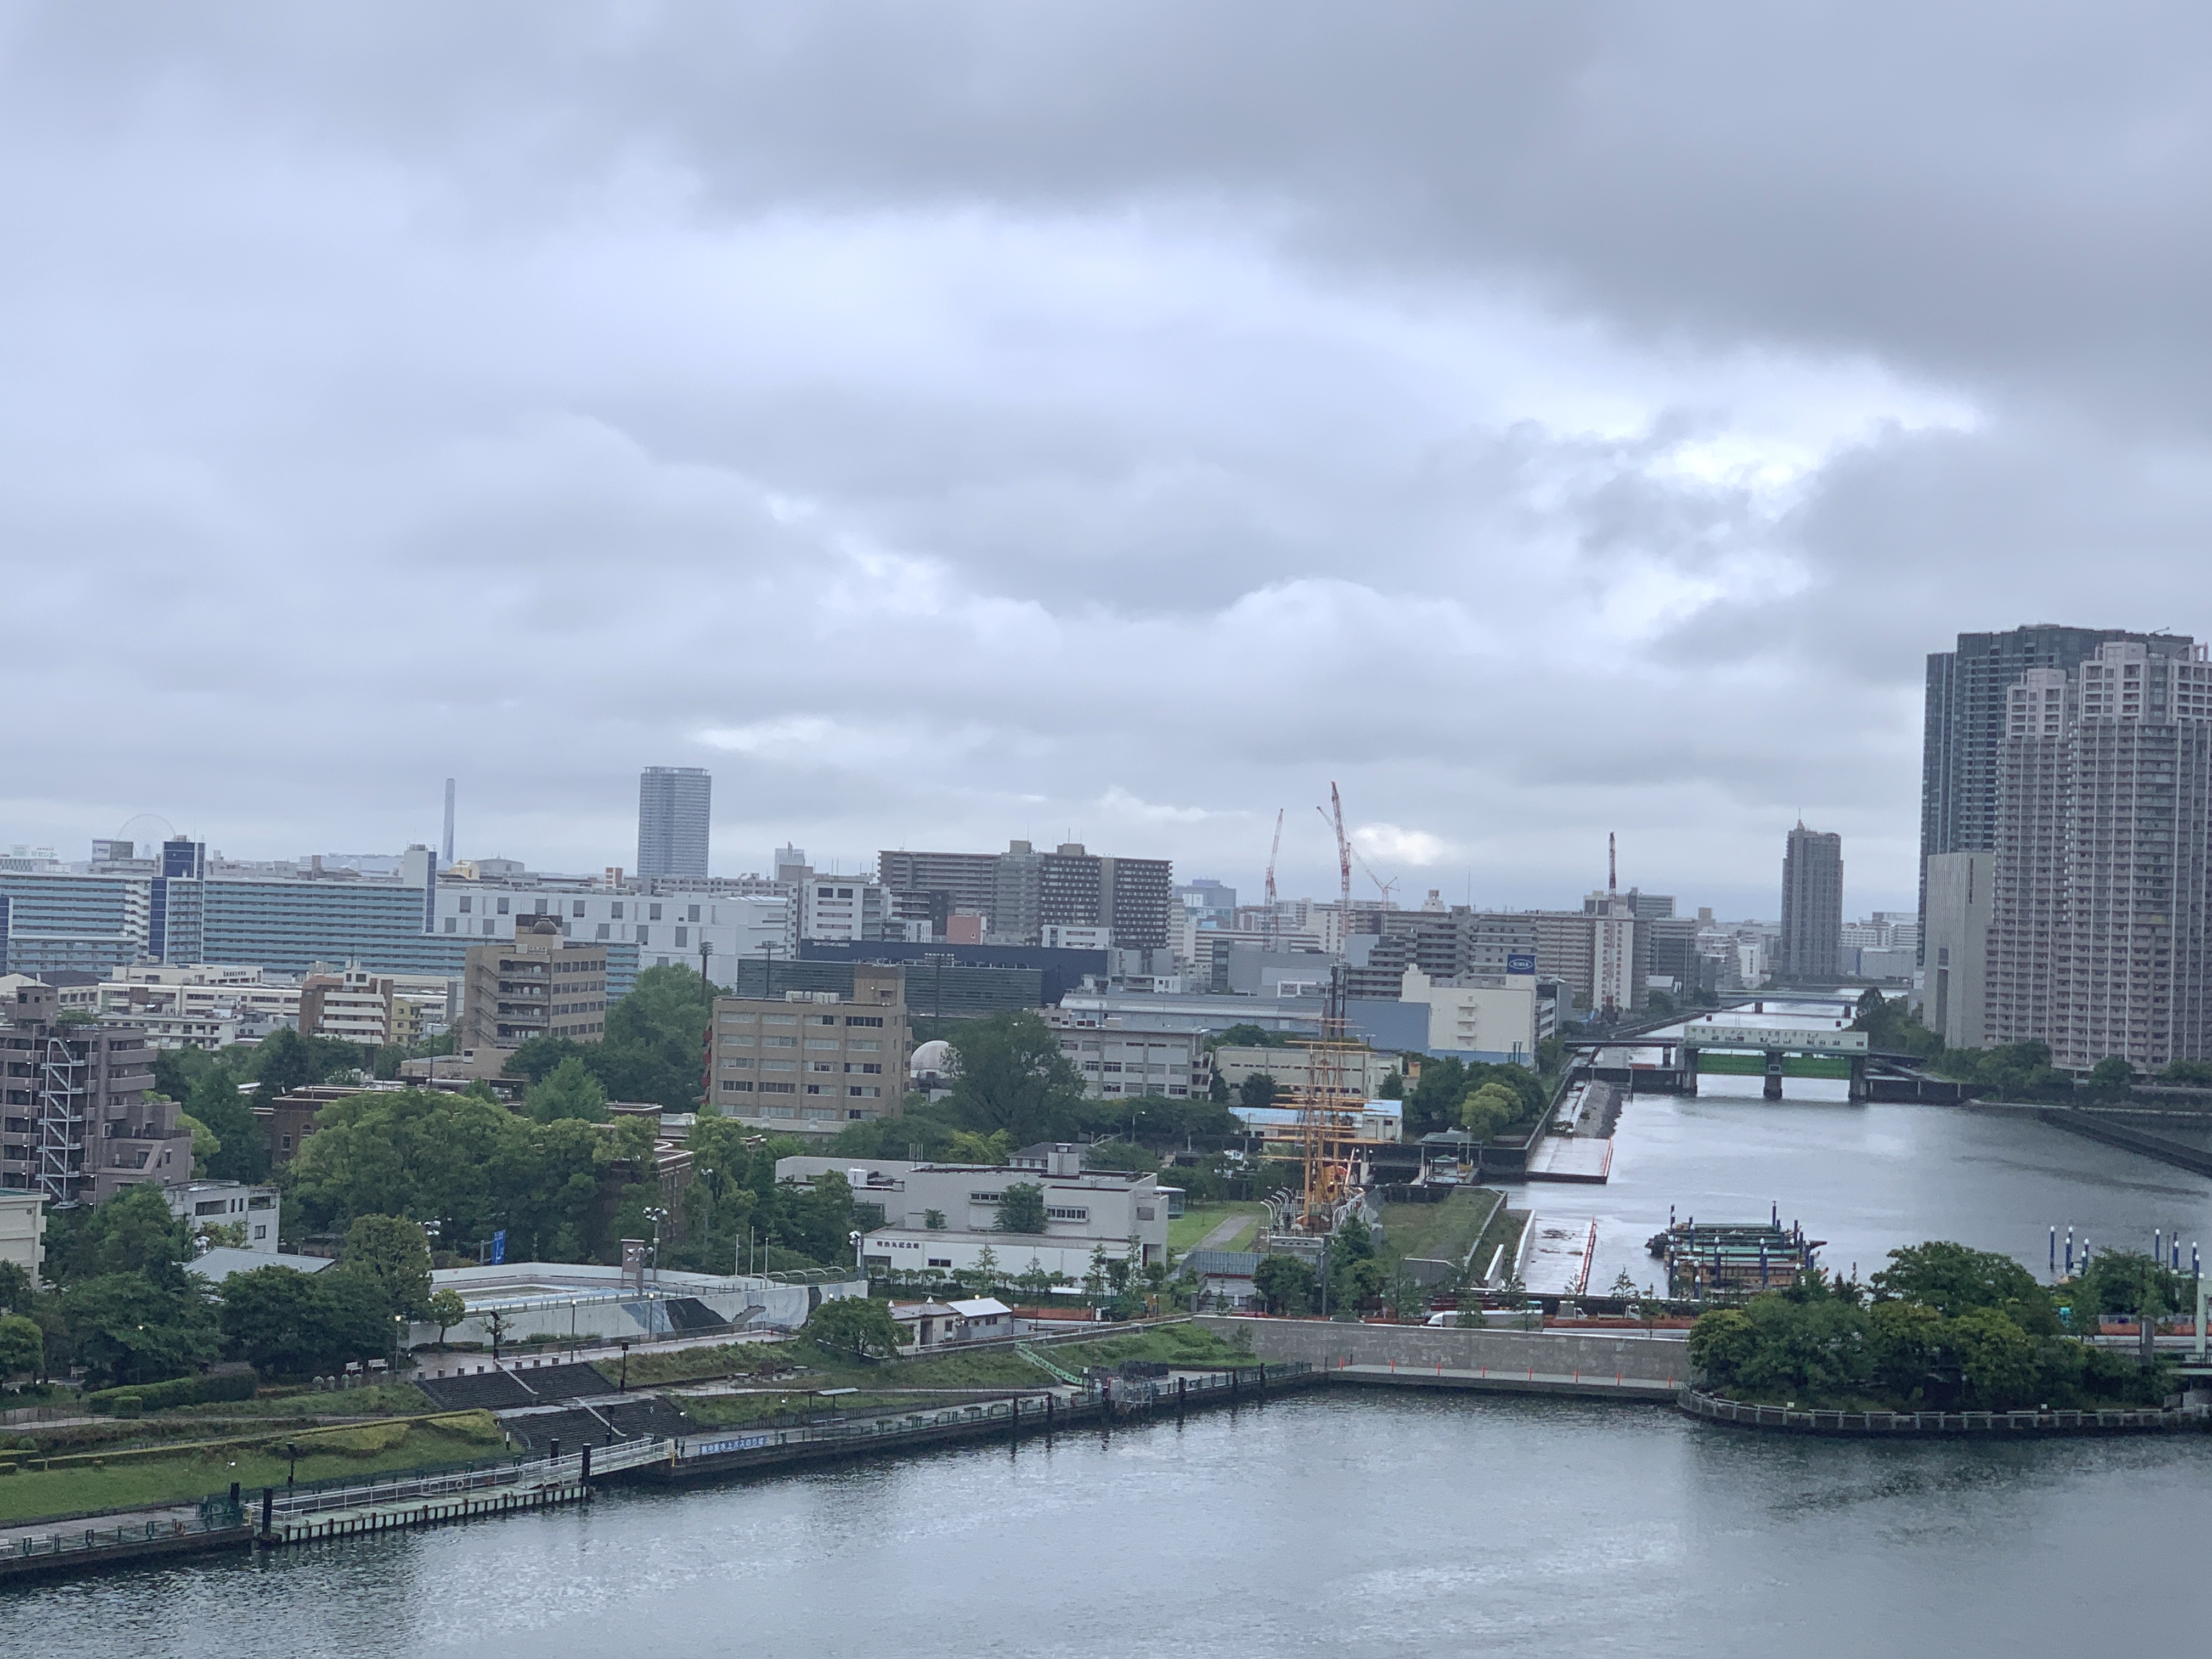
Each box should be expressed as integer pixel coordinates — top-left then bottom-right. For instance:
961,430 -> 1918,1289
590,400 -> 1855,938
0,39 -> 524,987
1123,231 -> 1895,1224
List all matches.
1392,966 -> 1538,1065
1180,1248 -> 1261,1310
165,1180 -> 280,1252
1212,1043 -> 1399,1102
1043,1011 -> 1210,1099
781,1152 -> 1170,1277
1229,1098 -> 1404,1149
0,1188 -> 43,1285
299,967 -> 398,1048
709,966 -> 909,1135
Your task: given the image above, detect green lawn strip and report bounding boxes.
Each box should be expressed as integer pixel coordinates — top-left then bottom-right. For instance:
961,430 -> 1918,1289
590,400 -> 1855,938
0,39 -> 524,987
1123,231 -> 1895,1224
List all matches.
164,1384 -> 433,1419
1379,1191 -> 1501,1272
0,1413 -> 509,1527
598,1341 -> 798,1389
1169,1201 -> 1266,1255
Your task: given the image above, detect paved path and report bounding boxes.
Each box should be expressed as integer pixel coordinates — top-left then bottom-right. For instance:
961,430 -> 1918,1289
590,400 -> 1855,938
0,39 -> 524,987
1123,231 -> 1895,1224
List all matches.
1190,1211 -> 1260,1252
0,1502 -> 202,1550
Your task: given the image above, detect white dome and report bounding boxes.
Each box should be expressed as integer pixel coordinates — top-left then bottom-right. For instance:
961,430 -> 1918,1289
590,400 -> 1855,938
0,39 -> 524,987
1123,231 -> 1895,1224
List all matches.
910,1039 -> 953,1076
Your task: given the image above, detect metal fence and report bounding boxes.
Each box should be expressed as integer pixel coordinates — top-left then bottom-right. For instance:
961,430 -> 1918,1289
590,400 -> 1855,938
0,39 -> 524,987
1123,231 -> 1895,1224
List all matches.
1680,1389 -> 2200,1434
272,1437 -> 667,1516
5,1513 -> 245,1565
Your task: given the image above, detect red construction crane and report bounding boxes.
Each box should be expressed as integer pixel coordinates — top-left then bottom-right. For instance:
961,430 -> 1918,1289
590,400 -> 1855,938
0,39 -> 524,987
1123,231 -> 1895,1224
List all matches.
1325,782 -> 1351,912
1263,808 -> 1284,911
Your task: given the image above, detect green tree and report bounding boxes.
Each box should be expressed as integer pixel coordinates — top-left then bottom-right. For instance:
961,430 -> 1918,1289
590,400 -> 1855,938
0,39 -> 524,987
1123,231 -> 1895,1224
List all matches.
0,1311 -> 41,1381
0,1260 -> 32,1313
188,1067 -> 268,1182
1376,1070 -> 1404,1100
342,1215 -> 435,1318
424,1288 -> 469,1350
2086,1056 -> 2137,1098
1459,1082 -> 1520,1141
59,1272 -> 217,1387
1947,1306 -> 2039,1409
995,1181 -> 1048,1235
804,1296 -> 902,1361
1871,1240 -> 2054,1327
219,1266 -> 392,1377
524,1056 -> 610,1123
1237,1073 -> 1278,1110
177,1110 -> 219,1177
1208,1069 -> 1231,1103
969,1243 -> 1002,1293
1865,1300 -> 1944,1400
946,1011 -> 1086,1144
1253,1254 -> 1315,1314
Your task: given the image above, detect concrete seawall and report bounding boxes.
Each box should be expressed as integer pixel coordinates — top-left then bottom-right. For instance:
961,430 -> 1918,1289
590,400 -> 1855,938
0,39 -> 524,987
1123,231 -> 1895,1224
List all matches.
1195,1316 -> 1688,1400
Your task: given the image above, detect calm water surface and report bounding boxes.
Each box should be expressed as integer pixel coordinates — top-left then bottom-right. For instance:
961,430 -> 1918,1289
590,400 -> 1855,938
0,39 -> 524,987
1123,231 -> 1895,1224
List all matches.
10,1392 -> 2209,1656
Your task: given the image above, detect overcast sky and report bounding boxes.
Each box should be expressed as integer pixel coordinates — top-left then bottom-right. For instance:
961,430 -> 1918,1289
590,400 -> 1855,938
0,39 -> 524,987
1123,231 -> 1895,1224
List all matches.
5,5 -> 2207,917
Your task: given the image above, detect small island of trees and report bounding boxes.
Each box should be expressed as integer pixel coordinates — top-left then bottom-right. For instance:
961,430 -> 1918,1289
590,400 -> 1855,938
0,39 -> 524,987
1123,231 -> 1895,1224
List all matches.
1688,1240 -> 2185,1412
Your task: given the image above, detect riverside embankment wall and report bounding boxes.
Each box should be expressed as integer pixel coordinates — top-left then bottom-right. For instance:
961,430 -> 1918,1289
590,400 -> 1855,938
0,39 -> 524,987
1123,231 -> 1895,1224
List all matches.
1194,1316 -> 1689,1384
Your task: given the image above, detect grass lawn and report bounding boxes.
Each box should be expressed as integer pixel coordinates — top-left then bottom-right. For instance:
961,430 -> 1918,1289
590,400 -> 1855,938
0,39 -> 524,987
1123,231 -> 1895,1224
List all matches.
0,1412 -> 509,1527
785,1321 -> 1251,1392
1378,1190 -> 1503,1273
166,1383 -> 432,1419
1170,1201 -> 1266,1255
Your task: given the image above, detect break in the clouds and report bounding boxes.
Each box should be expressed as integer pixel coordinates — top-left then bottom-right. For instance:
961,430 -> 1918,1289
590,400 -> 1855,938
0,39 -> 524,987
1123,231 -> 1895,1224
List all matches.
1,3 -> 2206,917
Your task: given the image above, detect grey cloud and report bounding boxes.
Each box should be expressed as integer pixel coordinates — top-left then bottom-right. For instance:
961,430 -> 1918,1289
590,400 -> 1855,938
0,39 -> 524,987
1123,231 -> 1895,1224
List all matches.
4,4 -> 2212,918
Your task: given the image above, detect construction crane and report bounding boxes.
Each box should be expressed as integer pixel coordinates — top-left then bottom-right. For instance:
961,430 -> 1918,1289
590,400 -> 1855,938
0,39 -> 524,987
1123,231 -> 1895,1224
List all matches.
1263,808 -> 1284,911
1322,782 -> 1351,912
1315,804 -> 1397,905
1262,808 -> 1284,948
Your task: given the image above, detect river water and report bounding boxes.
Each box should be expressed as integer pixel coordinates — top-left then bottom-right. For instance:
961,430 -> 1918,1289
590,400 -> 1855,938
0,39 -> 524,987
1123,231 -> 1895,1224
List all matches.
12,1013 -> 2212,1647
10,1389 -> 2210,1655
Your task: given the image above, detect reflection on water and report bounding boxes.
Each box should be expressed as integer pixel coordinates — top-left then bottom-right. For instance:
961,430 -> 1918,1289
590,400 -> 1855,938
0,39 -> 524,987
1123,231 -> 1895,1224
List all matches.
7,1391 -> 2206,1657
1570,1086 -> 2212,1295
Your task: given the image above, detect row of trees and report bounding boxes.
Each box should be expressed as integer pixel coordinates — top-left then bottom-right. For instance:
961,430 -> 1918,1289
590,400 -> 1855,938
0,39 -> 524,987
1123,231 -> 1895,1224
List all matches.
0,1188 -> 459,1388
1851,988 -> 2210,1101
1687,1240 -> 2179,1411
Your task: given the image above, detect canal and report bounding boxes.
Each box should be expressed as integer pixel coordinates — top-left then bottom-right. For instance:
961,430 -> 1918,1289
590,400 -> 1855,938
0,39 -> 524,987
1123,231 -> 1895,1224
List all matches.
1556,997 -> 2212,1294
7,1388 -> 2207,1654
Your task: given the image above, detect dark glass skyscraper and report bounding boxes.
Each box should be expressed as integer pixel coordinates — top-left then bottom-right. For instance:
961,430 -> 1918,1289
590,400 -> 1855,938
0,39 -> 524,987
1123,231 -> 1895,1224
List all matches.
636,765 -> 712,881
1920,625 -> 2194,955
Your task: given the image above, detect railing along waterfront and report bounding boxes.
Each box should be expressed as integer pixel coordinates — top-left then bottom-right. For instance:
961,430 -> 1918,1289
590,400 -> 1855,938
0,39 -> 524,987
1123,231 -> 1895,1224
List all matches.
1678,1388 -> 2204,1435
5,1511 -> 247,1566
273,1436 -> 667,1516
667,1364 -> 1313,1465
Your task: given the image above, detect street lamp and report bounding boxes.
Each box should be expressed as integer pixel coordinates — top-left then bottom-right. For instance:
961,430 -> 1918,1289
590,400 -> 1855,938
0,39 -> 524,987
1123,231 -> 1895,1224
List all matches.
644,1206 -> 668,1286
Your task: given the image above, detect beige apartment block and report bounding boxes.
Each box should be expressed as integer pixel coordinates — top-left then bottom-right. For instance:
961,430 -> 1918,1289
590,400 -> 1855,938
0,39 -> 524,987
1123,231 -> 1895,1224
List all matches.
709,964 -> 908,1135
460,919 -> 610,1063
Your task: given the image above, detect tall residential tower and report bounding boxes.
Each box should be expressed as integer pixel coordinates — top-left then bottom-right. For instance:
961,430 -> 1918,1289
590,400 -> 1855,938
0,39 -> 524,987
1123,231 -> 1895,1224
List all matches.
1921,625 -> 2195,953
1778,823 -> 1843,984
636,766 -> 711,882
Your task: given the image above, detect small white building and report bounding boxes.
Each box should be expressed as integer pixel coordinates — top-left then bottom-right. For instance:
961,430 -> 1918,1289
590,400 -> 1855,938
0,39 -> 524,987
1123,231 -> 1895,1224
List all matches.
165,1181 -> 280,1252
0,1189 -> 44,1285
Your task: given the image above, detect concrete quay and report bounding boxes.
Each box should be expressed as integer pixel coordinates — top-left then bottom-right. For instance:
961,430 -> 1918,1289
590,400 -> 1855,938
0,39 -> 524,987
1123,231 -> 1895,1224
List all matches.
1195,1315 -> 1688,1401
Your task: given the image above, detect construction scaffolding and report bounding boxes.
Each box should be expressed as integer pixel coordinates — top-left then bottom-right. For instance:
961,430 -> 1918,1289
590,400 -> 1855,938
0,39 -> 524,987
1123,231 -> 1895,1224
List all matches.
1293,966 -> 1363,1230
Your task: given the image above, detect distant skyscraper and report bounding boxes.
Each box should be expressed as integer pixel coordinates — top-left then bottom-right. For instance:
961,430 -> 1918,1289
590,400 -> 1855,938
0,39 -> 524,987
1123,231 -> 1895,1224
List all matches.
636,766 -> 711,882
1921,624 -> 2194,955
1778,823 -> 1843,984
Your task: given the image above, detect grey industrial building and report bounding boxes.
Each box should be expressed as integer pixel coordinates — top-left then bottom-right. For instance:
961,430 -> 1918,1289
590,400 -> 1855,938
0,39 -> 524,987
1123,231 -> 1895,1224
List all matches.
879,840 -> 1172,950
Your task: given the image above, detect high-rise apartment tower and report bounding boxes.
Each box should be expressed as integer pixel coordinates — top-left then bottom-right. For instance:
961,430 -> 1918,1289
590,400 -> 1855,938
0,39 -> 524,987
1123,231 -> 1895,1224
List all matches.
1922,625 -> 2195,955
1982,639 -> 2212,1070
1779,823 -> 1843,984
636,766 -> 711,882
